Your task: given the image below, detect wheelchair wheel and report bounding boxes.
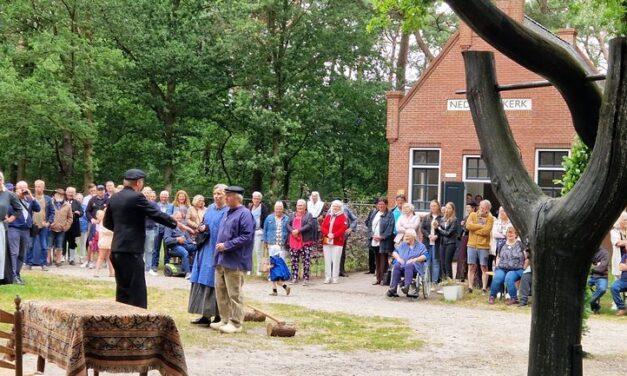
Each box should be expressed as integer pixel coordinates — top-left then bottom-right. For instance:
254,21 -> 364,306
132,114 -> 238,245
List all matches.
422,265 -> 432,299
164,264 -> 173,277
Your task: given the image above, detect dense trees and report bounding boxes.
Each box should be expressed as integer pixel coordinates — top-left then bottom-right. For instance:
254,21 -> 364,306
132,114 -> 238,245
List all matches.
0,0 -> 411,199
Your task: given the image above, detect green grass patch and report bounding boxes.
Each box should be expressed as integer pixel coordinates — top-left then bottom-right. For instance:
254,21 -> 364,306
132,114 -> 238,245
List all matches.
1,273 -> 421,352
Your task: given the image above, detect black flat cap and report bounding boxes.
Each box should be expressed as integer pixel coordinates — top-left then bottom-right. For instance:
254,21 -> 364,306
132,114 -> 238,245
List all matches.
123,169 -> 146,180
96,184 -> 105,190
225,186 -> 245,195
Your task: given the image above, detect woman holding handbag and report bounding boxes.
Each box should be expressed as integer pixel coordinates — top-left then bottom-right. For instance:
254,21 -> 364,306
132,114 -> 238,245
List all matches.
286,199 -> 316,286
188,184 -> 228,325
321,200 -> 348,284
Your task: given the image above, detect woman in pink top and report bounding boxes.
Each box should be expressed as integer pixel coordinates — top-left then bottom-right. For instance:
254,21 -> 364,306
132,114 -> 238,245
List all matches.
394,203 -> 420,245
286,199 -> 316,285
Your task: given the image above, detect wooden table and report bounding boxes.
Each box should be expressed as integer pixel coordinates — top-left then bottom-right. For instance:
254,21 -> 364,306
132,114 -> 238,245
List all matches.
20,300 -> 188,376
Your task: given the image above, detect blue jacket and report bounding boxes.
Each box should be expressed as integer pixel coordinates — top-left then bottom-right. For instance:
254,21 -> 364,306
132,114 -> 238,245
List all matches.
8,196 -> 41,230
164,226 -> 194,248
215,205 -> 255,271
393,241 -> 429,276
263,215 -> 289,245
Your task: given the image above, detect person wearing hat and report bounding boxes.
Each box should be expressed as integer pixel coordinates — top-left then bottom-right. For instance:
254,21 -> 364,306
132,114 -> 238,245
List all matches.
48,188 -> 73,267
103,169 -> 177,308
209,186 -> 255,334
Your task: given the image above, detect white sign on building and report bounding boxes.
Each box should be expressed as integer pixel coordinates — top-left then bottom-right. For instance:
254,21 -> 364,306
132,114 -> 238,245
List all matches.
447,98 -> 532,111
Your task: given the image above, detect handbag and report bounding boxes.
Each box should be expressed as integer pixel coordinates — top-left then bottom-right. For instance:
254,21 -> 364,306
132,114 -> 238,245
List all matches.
30,224 -> 41,238
260,244 -> 270,273
195,229 -> 209,248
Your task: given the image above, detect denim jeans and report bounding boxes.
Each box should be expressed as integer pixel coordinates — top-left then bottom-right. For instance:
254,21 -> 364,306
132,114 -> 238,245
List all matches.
168,243 -> 195,273
587,276 -> 608,310
27,228 -> 49,266
610,279 -> 627,310
490,268 -> 523,299
429,244 -> 440,283
144,228 -> 156,271
152,227 -> 167,270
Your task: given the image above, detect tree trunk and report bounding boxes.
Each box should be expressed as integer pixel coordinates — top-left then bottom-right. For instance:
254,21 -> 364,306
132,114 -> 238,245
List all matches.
395,32 -> 410,91
60,132 -> 74,185
251,169 -> 263,193
163,114 -> 175,192
528,244 -> 590,376
281,158 -> 290,200
82,140 -> 94,192
16,158 -> 27,182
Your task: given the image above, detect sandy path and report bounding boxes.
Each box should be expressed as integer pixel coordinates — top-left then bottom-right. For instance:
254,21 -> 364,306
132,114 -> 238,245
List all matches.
19,266 -> 626,375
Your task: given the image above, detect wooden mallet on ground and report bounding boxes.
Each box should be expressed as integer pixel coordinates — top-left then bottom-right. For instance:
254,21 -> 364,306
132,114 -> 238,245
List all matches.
244,309 -> 266,322
247,304 -> 296,337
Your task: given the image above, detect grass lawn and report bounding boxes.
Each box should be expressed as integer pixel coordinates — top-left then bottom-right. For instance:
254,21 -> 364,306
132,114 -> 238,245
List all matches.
432,281 -> 624,322
0,273 -> 422,352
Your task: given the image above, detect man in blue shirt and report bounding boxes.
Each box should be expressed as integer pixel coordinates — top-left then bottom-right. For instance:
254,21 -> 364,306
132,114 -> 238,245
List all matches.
151,190 -> 174,275
8,181 -> 41,284
611,253 -> 627,316
210,186 -> 255,334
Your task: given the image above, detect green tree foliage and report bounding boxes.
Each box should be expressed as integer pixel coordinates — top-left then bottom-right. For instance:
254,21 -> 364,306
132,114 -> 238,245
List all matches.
0,0 -> 389,200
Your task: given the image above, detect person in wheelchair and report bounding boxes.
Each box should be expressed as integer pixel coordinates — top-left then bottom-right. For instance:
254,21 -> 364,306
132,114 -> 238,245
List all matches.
387,229 -> 428,297
164,211 -> 197,279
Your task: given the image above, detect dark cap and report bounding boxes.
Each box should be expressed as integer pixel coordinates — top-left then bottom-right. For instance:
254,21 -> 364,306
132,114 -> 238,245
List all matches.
123,169 -> 146,181
96,184 -> 105,190
224,186 -> 245,195
54,188 -> 65,195
5,183 -> 14,191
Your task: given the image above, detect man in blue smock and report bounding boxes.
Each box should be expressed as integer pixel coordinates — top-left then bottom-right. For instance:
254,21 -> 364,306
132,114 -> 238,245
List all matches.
210,186 -> 255,334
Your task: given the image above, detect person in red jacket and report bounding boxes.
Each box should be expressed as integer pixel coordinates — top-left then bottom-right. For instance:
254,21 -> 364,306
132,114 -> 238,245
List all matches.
321,200 -> 348,284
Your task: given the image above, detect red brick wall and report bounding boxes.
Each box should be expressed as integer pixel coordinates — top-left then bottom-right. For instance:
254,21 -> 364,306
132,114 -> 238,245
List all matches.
386,27 -> 577,206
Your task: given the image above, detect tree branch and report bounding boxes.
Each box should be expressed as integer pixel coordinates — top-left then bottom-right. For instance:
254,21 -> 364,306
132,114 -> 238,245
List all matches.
445,0 -> 602,149
463,51 -> 544,238
548,38 -> 627,250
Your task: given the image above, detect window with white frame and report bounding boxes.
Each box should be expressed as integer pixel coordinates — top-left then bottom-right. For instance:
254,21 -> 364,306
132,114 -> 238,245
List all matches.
535,149 -> 569,198
410,149 -> 440,211
463,156 -> 490,182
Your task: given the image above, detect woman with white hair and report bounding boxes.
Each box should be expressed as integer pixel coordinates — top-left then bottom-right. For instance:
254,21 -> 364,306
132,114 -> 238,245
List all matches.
321,200 -> 348,284
394,203 -> 420,245
186,194 -> 207,231
263,201 -> 289,260
287,199 -> 316,285
0,172 -> 21,284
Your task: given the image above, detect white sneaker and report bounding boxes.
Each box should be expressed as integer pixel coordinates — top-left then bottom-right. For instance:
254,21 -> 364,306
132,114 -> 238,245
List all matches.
323,278 -> 331,284
219,322 -> 242,334
148,270 -> 159,276
88,263 -> 95,269
209,321 -> 228,330
256,272 -> 262,277
80,262 -> 88,268
331,278 -> 339,284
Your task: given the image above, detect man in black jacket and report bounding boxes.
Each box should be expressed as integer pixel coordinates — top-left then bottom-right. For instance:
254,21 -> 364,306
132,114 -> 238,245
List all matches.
64,187 -> 83,265
103,169 -> 177,308
587,246 -> 609,314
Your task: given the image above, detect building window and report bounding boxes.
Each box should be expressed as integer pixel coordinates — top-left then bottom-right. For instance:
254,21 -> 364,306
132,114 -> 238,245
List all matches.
536,150 -> 569,198
463,156 -> 490,182
410,149 -> 440,211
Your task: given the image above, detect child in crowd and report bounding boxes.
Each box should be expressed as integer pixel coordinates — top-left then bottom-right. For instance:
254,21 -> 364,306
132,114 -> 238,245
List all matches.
268,244 -> 291,296
93,210 -> 115,277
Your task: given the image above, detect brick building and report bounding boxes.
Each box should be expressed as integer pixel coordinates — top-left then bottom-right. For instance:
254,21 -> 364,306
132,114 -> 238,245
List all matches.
385,0 -> 596,216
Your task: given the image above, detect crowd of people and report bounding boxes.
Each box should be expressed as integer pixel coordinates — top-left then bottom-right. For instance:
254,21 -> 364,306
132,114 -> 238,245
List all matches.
1,170 -> 625,327
368,193 -> 627,316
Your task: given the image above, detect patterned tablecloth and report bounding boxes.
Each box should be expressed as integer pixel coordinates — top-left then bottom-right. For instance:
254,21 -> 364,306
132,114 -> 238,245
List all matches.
21,300 -> 188,376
